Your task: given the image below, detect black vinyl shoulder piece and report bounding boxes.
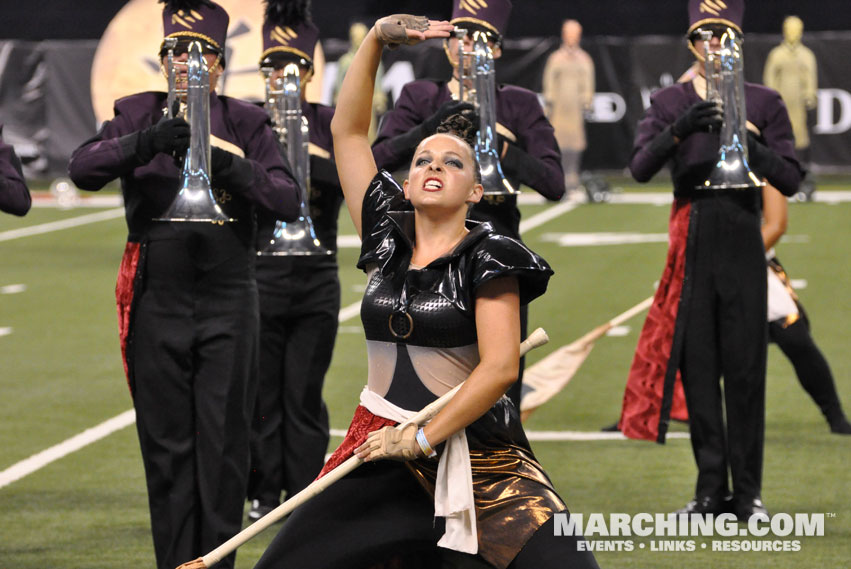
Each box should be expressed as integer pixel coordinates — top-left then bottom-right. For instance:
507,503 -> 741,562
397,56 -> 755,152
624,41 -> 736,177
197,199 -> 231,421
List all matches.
357,171 -> 553,347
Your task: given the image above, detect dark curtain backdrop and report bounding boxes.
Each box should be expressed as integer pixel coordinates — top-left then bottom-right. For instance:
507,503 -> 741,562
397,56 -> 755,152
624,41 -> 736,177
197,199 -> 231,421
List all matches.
3,1 -> 849,41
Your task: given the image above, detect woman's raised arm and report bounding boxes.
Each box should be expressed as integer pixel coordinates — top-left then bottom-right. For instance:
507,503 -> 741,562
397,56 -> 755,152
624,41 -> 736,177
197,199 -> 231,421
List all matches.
331,16 -> 452,238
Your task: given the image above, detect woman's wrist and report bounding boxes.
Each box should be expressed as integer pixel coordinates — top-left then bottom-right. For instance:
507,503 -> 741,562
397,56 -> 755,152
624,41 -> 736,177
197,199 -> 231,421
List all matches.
416,427 -> 437,458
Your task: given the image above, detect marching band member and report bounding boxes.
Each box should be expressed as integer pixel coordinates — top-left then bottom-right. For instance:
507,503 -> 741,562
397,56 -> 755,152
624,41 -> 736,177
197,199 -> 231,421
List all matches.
247,0 -> 343,522
253,14 -> 599,569
371,0 -> 563,410
67,1 -> 298,567
618,0 -> 802,521
0,125 -> 31,216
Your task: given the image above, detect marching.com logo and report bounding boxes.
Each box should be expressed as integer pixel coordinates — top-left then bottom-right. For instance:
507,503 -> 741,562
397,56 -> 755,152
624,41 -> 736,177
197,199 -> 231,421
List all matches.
554,512 -> 830,552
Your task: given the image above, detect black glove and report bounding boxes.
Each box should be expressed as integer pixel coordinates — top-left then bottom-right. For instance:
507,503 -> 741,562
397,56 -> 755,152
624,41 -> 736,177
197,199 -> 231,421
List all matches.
210,146 -> 234,174
210,146 -> 254,190
500,139 -> 539,185
423,100 -> 476,135
671,100 -> 722,140
746,131 -> 802,196
135,116 -> 190,163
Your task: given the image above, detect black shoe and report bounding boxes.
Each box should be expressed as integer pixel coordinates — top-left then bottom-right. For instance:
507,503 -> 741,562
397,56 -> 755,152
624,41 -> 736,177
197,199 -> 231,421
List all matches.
734,497 -> 770,522
674,495 -> 725,516
600,421 -> 621,432
248,499 -> 279,522
829,416 -> 851,435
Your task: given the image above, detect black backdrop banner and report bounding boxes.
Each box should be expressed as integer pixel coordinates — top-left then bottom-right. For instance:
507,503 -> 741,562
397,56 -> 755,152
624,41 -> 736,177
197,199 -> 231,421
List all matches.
1,33 -> 849,179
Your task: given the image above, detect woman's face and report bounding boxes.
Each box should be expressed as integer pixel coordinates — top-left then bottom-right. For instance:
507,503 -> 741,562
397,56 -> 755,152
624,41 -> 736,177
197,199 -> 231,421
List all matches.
404,134 -> 483,212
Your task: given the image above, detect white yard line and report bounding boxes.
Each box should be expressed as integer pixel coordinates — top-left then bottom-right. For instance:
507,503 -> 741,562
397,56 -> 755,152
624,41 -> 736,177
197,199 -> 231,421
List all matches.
519,200 -> 579,233
518,191 -> 851,205
0,197 -> 627,489
0,410 -> 136,489
330,428 -> 688,441
0,208 -> 125,242
338,300 -> 362,323
1,416 -> 676,489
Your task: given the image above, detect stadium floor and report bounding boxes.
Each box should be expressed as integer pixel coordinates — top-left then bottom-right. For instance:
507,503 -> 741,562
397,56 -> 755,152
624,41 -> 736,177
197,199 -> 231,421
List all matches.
1,179 -> 848,568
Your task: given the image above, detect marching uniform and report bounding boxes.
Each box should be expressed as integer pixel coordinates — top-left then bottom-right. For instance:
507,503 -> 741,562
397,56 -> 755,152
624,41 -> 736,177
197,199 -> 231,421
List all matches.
0,125 -> 31,216
371,0 -> 563,410
618,0 -> 802,517
67,3 -> 298,568
248,8 -> 343,518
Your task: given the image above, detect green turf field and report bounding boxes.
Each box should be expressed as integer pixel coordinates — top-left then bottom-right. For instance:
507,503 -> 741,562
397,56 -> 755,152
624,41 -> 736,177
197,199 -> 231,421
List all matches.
1,182 -> 848,568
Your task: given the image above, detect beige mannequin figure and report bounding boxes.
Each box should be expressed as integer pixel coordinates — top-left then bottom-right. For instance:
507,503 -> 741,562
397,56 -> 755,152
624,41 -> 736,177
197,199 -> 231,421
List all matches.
542,19 -> 595,192
763,16 -> 817,154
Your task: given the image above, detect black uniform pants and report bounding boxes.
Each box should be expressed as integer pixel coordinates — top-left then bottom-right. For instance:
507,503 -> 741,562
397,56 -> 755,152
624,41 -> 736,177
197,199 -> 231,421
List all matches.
130,233 -> 259,569
249,259 -> 338,502
678,194 -> 767,504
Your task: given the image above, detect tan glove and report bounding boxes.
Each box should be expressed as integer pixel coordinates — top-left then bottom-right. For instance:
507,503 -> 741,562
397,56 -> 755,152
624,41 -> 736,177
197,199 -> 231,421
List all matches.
374,15 -> 430,49
357,424 -> 422,461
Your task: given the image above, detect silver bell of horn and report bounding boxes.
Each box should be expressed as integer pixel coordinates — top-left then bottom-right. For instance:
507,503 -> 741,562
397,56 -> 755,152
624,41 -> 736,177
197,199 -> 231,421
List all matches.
455,28 -> 516,196
697,28 -> 763,191
259,62 -> 331,256
156,40 -> 232,224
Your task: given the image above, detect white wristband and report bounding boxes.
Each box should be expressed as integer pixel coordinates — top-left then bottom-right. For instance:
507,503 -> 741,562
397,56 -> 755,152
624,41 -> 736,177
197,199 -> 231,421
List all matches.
416,427 -> 437,458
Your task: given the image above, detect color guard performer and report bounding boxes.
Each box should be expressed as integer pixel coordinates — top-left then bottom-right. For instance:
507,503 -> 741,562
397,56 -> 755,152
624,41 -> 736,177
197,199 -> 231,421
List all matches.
67,1 -> 298,567
247,0 -> 342,522
372,0 -> 564,410
253,14 -> 599,568
618,0 -> 802,521
0,125 -> 31,216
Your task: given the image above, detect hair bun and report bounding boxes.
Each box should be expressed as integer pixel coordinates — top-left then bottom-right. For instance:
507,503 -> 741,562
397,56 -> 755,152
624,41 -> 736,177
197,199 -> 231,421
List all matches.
436,112 -> 477,148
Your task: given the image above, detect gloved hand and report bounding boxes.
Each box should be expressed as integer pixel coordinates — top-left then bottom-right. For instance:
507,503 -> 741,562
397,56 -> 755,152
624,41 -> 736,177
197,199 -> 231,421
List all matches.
209,146 -> 255,191
135,115 -> 190,163
746,130 -> 803,196
671,100 -> 722,140
356,424 -> 422,462
374,14 -> 430,49
210,146 -> 234,175
423,100 -> 476,136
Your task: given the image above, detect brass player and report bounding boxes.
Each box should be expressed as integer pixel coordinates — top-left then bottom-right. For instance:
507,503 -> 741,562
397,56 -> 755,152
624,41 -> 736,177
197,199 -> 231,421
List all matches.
618,0 -> 802,521
247,0 -> 343,522
67,1 -> 299,567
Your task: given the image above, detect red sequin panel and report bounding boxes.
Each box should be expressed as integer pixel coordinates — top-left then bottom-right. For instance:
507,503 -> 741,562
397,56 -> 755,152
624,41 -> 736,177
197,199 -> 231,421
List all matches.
620,198 -> 691,441
317,405 -> 397,478
115,241 -> 141,390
